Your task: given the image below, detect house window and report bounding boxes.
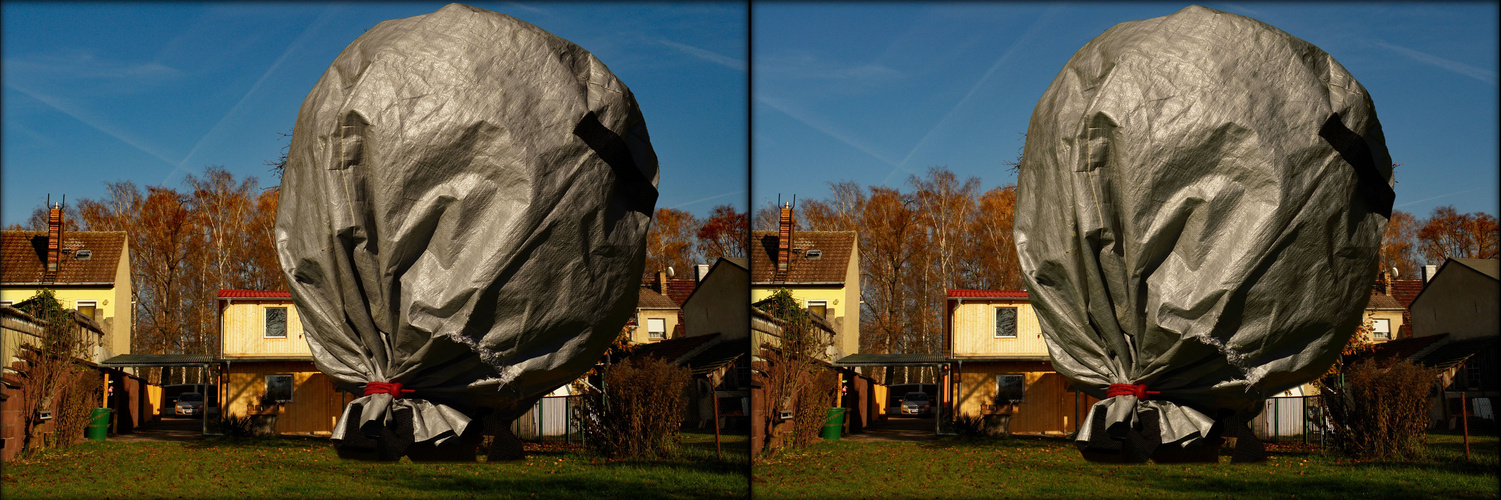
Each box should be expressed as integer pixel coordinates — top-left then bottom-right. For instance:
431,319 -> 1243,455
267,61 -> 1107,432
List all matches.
265,307 -> 288,338
1467,363 -> 1483,390
1371,318 -> 1391,340
76,301 -> 98,321
647,318 -> 666,340
997,374 -> 1025,403
807,300 -> 828,318
995,307 -> 1017,338
265,374 -> 294,403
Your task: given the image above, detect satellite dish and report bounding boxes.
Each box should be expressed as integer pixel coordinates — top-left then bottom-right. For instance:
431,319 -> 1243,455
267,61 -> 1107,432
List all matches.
667,266 -> 676,278
1391,267 -> 1399,278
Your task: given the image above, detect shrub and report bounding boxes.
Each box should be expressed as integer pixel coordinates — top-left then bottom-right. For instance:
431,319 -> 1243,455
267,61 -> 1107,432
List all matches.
220,415 -> 258,438
1318,358 -> 1438,460
50,373 -> 102,447
580,356 -> 690,458
791,369 -> 838,448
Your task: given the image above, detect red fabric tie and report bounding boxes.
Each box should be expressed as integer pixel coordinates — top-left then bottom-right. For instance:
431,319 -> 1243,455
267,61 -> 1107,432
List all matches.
364,381 -> 415,399
1106,384 -> 1160,400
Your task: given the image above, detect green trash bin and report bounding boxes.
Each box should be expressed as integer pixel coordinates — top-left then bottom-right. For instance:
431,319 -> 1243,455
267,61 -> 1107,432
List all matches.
821,407 -> 846,440
87,408 -> 113,441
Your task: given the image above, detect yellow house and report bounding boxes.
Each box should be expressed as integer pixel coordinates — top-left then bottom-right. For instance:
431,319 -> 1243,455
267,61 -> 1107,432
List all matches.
1363,292 -> 1406,343
216,290 -> 344,435
750,204 -> 859,360
1,204 -> 131,363
631,288 -> 681,344
944,289 -> 1097,436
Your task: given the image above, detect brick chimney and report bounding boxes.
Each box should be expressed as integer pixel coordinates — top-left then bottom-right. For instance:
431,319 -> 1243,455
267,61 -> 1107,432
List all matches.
46,202 -> 64,274
774,202 -> 793,281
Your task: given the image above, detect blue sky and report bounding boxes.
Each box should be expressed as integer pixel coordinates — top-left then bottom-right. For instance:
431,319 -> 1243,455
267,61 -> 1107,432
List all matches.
2,2 -> 748,227
753,2 -> 1500,220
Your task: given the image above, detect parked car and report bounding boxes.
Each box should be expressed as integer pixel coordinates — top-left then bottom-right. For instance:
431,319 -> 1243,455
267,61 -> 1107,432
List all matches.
900,392 -> 931,416
175,392 -> 204,416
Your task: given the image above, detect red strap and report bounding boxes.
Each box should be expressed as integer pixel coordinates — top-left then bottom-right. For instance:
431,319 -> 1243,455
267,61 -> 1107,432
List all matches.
364,381 -> 415,399
1106,384 -> 1160,400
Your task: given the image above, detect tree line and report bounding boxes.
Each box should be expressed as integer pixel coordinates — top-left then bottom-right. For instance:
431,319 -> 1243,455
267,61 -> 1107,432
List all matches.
762,166 -> 1499,369
644,204 -> 750,278
8,167 -> 748,383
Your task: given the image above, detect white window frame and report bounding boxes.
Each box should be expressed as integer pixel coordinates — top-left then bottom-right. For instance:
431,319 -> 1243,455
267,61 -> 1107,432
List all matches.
807,300 -> 828,319
995,307 -> 1018,338
264,306 -> 288,339
997,374 -> 1026,403
265,374 -> 294,403
647,317 -> 667,340
75,300 -> 98,321
1371,318 -> 1391,340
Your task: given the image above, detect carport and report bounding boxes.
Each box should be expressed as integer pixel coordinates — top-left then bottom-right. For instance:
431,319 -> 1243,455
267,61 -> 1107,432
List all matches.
833,353 -> 953,436
99,354 -> 217,436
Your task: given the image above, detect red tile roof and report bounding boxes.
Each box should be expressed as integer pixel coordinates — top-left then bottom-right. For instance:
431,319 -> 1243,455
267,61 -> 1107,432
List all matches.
1,230 -> 126,286
750,230 -> 856,284
947,289 -> 1028,299
1389,279 -> 1423,309
665,278 -> 696,306
217,290 -> 291,299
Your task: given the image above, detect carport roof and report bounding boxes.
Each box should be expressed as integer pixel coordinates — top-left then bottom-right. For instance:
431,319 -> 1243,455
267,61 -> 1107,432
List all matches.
100,354 -> 213,367
834,353 -> 948,367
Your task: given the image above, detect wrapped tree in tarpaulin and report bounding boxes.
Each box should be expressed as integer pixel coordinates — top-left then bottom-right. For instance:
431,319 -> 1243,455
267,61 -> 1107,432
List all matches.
276,3 -> 658,460
1014,6 -> 1393,463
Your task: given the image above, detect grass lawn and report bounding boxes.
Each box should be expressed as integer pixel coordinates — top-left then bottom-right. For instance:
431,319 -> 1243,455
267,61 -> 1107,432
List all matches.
754,432 -> 1498,499
1,429 -> 748,499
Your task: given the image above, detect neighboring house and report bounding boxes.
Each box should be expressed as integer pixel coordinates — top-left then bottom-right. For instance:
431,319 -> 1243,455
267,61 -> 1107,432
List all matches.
682,257 -> 749,340
631,288 -> 680,344
2,304 -> 154,460
1386,276 -> 1424,338
944,289 -> 1098,436
1363,291 -> 1406,343
1,203 -> 132,364
216,290 -> 344,435
1406,258 -> 1499,427
750,203 -> 859,360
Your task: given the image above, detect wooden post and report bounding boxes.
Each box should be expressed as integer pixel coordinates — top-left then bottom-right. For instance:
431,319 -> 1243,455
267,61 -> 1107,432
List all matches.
712,388 -> 722,459
1462,391 -> 1470,461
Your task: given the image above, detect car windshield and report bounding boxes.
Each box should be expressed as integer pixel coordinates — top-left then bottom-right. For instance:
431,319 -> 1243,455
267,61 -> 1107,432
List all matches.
179,393 -> 203,402
904,393 -> 927,402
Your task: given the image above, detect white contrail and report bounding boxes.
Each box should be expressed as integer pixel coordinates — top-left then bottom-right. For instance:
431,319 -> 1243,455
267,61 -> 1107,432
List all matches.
671,190 -> 745,210
657,38 -> 746,72
1372,40 -> 1497,86
5,82 -> 182,169
1394,187 -> 1485,209
174,5 -> 343,181
757,95 -> 902,169
896,5 -> 1059,172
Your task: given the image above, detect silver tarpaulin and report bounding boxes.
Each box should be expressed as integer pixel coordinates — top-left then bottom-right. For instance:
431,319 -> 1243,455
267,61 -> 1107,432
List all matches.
1014,6 -> 1392,462
276,3 -> 657,456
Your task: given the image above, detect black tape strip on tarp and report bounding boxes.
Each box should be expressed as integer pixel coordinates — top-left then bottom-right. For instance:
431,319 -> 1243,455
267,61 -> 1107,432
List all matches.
1319,113 -> 1395,219
574,111 -> 658,216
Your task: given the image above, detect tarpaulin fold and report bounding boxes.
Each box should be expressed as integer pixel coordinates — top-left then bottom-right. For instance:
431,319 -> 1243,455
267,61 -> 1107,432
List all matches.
1015,5 -> 1391,461
276,3 -> 657,454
